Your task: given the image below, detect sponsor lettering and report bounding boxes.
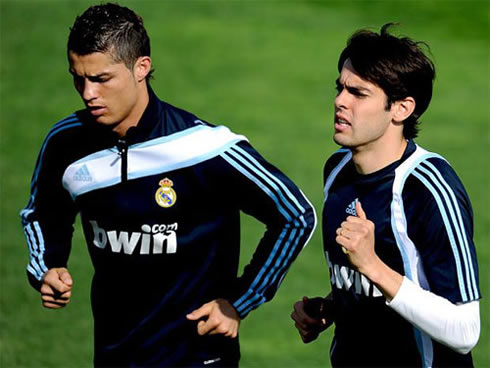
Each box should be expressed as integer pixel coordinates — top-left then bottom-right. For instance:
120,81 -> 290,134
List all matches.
90,220 -> 179,255
325,251 -> 382,297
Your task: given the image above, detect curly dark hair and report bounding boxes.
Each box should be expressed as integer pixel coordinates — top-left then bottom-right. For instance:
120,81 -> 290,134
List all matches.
67,3 -> 153,80
338,23 -> 435,139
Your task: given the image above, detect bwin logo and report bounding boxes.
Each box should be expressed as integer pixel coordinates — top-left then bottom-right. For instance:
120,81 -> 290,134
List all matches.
325,250 -> 382,298
90,220 -> 178,255
345,198 -> 359,216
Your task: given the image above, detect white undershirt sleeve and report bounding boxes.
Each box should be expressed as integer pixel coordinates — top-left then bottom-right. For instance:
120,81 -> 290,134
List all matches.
387,276 -> 480,354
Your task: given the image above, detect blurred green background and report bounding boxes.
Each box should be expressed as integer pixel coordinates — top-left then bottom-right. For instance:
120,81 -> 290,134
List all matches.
1,0 -> 488,367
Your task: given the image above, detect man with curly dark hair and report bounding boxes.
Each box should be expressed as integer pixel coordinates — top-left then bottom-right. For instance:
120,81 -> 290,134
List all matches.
291,24 -> 480,367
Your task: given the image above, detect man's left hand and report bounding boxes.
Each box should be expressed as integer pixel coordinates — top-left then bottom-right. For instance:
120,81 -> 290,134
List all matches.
186,298 -> 241,338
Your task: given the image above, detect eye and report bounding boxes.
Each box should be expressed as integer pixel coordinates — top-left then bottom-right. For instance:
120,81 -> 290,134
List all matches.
346,87 -> 367,98
72,75 -> 84,89
89,76 -> 110,83
335,82 -> 343,95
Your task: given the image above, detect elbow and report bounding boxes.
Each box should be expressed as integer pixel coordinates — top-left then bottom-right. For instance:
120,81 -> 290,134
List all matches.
453,319 -> 480,355
303,205 -> 317,233
448,302 -> 481,355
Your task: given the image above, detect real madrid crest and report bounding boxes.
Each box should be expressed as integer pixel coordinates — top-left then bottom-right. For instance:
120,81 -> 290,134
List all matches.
155,178 -> 177,208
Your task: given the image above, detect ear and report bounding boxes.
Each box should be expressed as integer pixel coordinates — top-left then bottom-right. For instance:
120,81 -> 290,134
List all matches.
392,97 -> 415,123
134,56 -> 152,82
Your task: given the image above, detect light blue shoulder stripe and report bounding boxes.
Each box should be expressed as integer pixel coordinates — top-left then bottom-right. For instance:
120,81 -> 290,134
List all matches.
22,116 -> 82,217
413,167 -> 472,301
421,161 -> 479,299
231,145 -> 306,216
222,149 -> 308,313
225,148 -> 301,219
220,152 -> 291,221
390,145 -> 444,367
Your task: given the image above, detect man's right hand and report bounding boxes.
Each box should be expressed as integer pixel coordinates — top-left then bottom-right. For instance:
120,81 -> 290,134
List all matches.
40,268 -> 73,309
291,296 -> 332,343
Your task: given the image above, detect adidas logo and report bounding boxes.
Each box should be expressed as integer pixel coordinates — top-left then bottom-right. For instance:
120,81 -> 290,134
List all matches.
73,164 -> 93,182
345,198 -> 358,216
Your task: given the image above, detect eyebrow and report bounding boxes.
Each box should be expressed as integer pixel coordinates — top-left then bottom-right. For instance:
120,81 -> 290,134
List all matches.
335,78 -> 371,93
69,69 -> 111,79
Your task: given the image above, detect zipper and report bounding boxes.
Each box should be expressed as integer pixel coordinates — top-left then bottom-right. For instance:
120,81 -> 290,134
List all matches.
117,139 -> 128,183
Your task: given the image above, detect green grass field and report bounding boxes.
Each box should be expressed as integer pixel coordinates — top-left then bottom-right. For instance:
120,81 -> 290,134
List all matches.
1,0 -> 488,366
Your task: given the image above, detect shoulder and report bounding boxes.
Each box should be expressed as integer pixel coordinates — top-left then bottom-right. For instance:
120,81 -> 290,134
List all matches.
397,145 -> 467,198
45,112 -> 84,137
160,100 -> 217,133
397,144 -> 472,218
38,112 -> 88,153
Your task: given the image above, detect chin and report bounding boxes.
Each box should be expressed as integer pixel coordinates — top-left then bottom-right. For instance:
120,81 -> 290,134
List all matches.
95,116 -> 114,125
333,133 -> 347,146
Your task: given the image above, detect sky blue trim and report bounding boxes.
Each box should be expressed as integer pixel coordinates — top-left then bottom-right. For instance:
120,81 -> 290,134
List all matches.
417,164 -> 476,300
225,149 -> 298,219
33,222 -> 48,273
390,199 -> 413,280
413,170 -> 468,301
32,120 -> 83,189
51,114 -> 78,129
242,227 -> 308,314
237,227 -> 300,313
394,148 -> 442,190
240,295 -> 267,316
324,150 -> 352,203
232,147 -> 309,232
24,226 -> 44,279
27,264 -> 42,281
68,135 -> 245,199
232,145 -> 305,215
390,147 -> 440,367
412,326 -> 432,368
221,152 -> 291,221
234,227 -> 289,312
389,149 -> 444,280
255,225 -> 303,296
422,161 -> 479,299
20,206 -> 34,220
126,140 -> 243,182
25,120 -> 83,213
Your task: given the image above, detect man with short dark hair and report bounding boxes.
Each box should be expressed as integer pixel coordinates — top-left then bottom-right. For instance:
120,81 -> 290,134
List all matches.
21,3 -> 316,366
291,24 -> 480,367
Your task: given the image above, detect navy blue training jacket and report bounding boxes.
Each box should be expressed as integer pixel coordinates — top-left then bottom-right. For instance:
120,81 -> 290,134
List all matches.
21,87 -> 316,366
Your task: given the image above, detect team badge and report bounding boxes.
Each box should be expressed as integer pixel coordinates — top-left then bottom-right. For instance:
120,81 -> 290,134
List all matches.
155,178 -> 177,208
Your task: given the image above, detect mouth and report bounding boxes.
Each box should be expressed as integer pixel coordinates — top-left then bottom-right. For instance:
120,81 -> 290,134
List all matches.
87,106 -> 106,117
334,114 -> 351,131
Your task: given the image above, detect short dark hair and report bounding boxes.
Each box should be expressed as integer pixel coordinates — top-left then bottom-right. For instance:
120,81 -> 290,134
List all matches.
67,3 -> 153,80
338,23 -> 435,139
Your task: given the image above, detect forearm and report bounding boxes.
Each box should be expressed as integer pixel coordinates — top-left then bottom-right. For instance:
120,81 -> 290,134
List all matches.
361,257 -> 403,301
387,277 -> 480,354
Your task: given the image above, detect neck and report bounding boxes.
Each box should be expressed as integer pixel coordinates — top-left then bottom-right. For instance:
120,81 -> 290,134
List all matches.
113,85 -> 150,137
351,134 -> 408,175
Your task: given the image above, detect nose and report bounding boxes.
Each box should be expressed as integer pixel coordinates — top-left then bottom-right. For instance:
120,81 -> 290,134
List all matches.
77,79 -> 98,102
83,80 -> 99,102
334,89 -> 349,111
